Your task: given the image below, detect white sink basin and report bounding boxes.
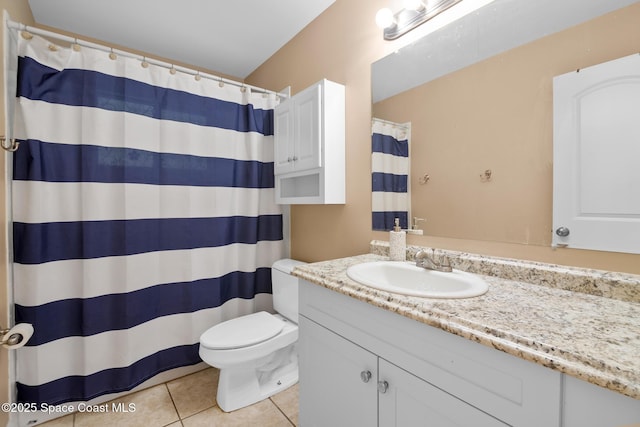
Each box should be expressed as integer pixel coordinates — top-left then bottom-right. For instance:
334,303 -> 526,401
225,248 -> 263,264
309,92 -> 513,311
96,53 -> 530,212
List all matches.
346,261 -> 488,299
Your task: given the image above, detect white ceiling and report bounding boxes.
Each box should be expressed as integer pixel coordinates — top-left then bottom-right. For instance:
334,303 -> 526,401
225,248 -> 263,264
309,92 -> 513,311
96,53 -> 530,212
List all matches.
27,0 -> 336,79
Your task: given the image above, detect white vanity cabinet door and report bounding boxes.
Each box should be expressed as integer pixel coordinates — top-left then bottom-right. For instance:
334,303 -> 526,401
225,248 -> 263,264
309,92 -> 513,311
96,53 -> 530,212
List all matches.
378,358 -> 508,427
298,316 -> 378,427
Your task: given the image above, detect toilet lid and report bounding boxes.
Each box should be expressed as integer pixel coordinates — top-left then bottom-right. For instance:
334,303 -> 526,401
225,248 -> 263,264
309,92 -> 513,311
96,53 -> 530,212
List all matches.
200,311 -> 285,350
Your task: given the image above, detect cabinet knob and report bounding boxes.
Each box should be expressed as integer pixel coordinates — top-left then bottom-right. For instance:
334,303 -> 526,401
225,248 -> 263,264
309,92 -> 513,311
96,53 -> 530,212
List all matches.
292,156 -> 298,161
377,380 -> 389,393
287,157 -> 292,162
360,370 -> 372,383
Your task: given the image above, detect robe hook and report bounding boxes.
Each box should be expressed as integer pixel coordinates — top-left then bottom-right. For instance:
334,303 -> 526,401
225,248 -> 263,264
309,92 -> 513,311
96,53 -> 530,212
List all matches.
0,136 -> 20,152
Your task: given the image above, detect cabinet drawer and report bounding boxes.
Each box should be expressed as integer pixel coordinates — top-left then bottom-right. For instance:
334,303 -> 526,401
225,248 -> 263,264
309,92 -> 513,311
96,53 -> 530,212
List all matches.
300,279 -> 562,427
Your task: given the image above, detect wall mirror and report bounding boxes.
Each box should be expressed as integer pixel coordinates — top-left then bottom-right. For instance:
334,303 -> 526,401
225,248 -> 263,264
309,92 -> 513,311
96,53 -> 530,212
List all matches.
371,0 -> 639,245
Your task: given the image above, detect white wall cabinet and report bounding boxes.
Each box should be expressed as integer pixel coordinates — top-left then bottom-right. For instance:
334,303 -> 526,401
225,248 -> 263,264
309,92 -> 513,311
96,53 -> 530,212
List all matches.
274,79 -> 345,204
299,279 -> 640,426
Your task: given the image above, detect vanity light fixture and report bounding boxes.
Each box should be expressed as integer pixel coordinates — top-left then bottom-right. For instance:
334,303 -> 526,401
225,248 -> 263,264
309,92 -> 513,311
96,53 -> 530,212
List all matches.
376,0 -> 464,40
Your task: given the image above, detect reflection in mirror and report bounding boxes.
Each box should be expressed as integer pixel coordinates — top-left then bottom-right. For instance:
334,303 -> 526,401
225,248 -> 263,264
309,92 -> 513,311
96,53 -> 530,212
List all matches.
371,119 -> 411,231
370,0 -> 640,246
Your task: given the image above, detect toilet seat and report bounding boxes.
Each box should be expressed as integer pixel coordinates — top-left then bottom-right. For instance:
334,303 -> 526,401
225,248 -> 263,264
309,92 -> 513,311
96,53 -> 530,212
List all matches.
200,311 -> 284,350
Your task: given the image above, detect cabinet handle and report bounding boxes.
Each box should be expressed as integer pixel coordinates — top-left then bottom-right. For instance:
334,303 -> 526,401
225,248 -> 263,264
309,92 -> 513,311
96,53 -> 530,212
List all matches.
292,156 -> 298,161
287,157 -> 292,162
360,370 -> 372,383
377,380 -> 389,393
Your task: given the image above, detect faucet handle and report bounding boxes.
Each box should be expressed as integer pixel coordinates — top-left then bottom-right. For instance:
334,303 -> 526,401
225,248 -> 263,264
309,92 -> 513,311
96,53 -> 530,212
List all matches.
438,252 -> 453,272
440,254 -> 451,267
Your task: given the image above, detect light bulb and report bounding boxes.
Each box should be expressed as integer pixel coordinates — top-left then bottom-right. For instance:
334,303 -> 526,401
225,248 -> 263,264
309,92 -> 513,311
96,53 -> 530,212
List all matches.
375,8 -> 395,29
402,0 -> 424,10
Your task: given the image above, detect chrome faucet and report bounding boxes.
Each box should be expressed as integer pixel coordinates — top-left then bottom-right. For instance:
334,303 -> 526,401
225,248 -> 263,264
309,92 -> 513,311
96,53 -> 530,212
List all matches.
415,248 -> 452,272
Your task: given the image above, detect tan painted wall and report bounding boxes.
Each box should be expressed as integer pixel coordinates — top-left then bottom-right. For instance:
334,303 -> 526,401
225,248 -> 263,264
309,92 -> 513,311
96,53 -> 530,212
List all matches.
1,1 -> 36,424
248,0 -> 640,274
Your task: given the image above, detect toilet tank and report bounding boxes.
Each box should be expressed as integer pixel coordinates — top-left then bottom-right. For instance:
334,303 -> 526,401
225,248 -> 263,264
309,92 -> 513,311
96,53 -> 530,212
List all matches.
271,258 -> 306,323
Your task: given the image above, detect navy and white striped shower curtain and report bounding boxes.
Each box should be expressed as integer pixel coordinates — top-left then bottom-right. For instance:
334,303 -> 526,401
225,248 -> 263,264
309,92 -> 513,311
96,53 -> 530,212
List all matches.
10,31 -> 285,406
371,118 -> 410,231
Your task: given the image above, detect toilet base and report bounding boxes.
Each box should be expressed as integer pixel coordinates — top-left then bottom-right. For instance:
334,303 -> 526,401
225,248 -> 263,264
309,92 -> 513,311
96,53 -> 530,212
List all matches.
216,343 -> 298,412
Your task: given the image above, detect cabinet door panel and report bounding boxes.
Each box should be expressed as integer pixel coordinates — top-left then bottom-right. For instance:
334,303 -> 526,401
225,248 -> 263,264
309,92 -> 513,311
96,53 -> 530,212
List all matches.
379,359 -> 508,427
274,99 -> 295,175
293,84 -> 322,171
299,316 -> 378,427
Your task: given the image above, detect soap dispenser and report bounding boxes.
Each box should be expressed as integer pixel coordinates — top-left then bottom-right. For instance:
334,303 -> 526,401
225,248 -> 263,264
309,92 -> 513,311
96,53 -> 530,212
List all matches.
389,218 -> 406,261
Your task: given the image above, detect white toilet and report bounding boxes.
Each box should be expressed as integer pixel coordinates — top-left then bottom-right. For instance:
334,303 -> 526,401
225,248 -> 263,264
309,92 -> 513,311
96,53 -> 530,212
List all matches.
198,259 -> 305,412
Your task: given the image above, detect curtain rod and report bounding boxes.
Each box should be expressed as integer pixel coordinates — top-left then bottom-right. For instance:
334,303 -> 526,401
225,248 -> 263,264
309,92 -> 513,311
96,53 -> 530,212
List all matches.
372,117 -> 411,130
6,20 -> 288,99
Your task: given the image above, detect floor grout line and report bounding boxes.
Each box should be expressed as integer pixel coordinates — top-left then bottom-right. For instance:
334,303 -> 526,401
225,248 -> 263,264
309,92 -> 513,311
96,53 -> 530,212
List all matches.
164,383 -> 182,424
269,397 -> 295,426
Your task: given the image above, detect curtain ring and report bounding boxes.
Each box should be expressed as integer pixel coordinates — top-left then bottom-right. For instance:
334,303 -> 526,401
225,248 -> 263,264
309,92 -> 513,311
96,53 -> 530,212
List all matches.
0,136 -> 20,152
72,39 -> 81,52
194,71 -> 201,81
109,48 -> 117,60
169,65 -> 176,75
141,57 -> 149,68
218,78 -> 225,88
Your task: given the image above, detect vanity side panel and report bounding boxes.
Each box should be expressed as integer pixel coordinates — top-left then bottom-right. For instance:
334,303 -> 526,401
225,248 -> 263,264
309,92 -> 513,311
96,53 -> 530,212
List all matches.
300,279 -> 562,427
562,375 -> 640,427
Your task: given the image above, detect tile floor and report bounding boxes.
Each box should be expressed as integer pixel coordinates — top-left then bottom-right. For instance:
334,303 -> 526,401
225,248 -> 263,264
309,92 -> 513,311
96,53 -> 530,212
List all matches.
39,368 -> 298,427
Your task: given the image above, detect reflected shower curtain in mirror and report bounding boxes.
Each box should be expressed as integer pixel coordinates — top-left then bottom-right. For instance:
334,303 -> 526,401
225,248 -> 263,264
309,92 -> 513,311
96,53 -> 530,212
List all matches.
371,118 -> 410,231
10,31 -> 284,406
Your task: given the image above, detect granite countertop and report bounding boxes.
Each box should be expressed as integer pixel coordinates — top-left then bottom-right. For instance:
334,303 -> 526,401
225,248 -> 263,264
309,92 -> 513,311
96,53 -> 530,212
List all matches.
291,247 -> 640,400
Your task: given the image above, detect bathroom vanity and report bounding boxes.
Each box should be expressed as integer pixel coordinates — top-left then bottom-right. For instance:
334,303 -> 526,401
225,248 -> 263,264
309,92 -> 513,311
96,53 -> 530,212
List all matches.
293,243 -> 640,427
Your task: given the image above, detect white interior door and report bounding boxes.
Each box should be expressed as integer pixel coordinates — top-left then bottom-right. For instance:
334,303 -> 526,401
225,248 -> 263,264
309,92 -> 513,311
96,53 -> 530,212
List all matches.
553,53 -> 640,254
